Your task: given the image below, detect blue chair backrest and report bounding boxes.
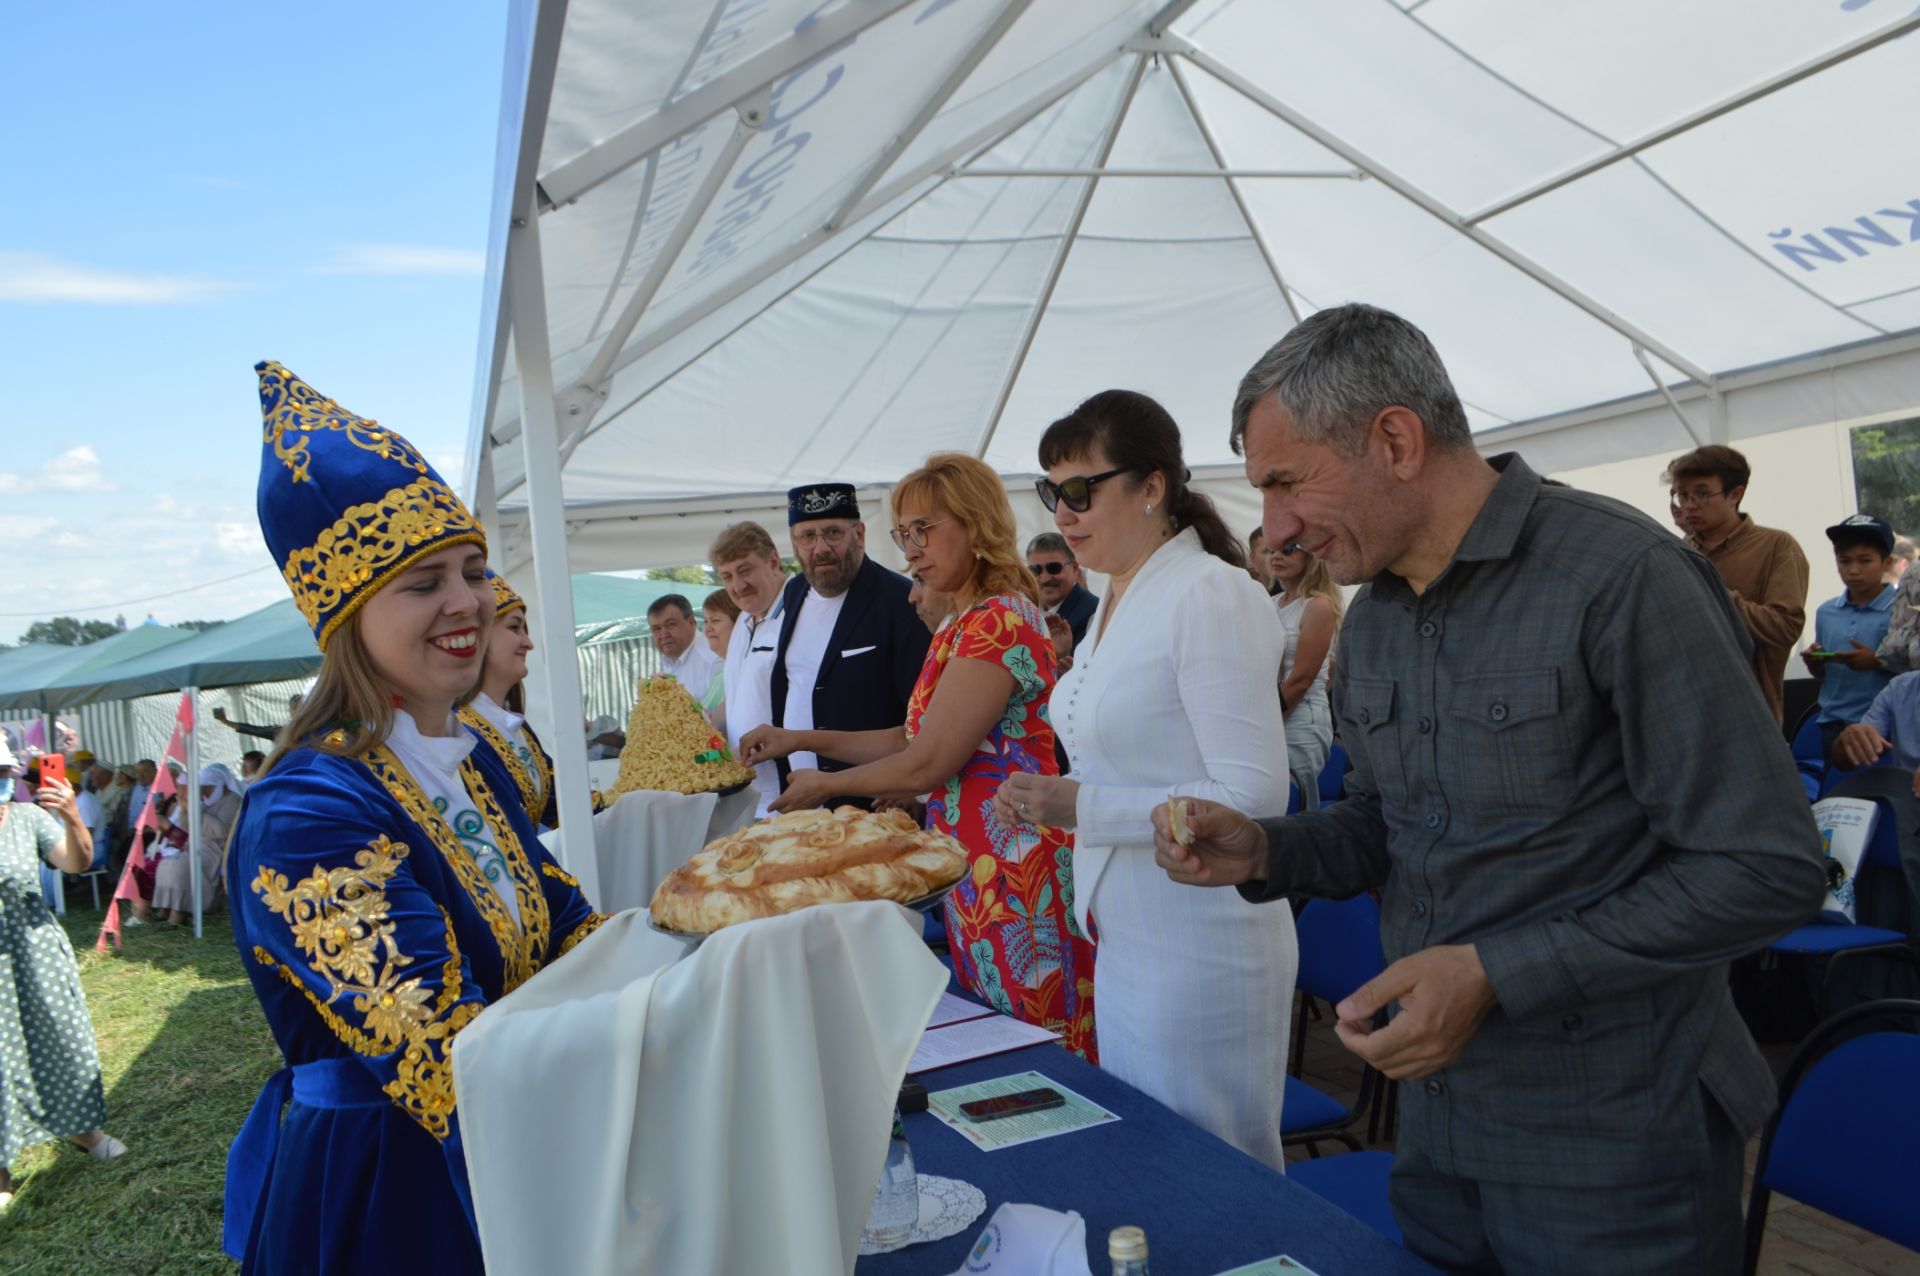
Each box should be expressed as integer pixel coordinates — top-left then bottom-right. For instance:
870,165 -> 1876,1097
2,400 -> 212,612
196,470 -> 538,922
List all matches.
1317,743 -> 1350,805
1764,1029 -> 1920,1250
1295,893 -> 1384,1005
1790,714 -> 1823,766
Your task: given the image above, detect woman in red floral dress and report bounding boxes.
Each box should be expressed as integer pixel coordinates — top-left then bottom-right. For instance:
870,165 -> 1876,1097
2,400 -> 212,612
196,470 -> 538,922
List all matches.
742,454 -> 1095,1059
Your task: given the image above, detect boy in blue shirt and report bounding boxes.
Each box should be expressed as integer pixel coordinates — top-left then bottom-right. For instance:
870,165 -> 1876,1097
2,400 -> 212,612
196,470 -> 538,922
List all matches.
1802,513 -> 1897,759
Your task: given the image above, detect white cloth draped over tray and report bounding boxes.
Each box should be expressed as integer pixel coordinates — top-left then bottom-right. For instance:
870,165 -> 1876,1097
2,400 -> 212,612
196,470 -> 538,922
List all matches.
541,786 -> 759,913
452,901 -> 947,1276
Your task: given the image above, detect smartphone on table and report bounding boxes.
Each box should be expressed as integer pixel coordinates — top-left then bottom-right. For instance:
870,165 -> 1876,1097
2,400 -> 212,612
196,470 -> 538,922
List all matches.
38,753 -> 67,792
959,1086 -> 1066,1123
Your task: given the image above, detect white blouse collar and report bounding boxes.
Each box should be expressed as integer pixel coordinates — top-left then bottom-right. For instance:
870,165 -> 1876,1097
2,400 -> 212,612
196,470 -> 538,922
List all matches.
469,692 -> 525,737
384,707 -> 477,782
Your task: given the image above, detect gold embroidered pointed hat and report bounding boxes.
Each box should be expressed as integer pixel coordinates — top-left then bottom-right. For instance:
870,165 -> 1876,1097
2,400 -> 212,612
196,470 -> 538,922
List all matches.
255,361 -> 486,650
487,569 -> 525,618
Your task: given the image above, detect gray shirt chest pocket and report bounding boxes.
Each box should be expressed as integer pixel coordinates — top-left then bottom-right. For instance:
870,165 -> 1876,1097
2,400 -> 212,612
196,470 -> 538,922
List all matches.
1444,669 -> 1570,815
1343,677 -> 1409,808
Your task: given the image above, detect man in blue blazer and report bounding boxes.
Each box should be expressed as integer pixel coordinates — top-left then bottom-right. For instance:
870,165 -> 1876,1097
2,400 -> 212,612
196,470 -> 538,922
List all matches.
769,483 -> 930,805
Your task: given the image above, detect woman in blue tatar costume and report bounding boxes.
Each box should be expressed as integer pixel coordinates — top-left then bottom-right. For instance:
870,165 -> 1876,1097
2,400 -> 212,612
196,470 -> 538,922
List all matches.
460,572 -> 608,831
223,362 -> 606,1274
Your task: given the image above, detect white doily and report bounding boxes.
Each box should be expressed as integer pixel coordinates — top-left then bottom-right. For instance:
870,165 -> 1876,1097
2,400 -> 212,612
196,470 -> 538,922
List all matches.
858,1173 -> 989,1256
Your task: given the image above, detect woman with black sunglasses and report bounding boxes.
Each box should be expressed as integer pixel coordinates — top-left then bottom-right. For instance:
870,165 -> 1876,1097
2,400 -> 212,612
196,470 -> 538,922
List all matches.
993,388 -> 1298,1170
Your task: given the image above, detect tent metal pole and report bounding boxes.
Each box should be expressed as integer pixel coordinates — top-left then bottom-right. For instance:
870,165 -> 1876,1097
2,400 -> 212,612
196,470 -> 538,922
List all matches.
506,206 -> 603,905
558,98 -> 768,462
952,166 -> 1361,180
1175,37 -> 1717,388
1631,346 -> 1706,447
486,47 -> 1130,479
974,54 -> 1150,464
1167,54 -> 1301,326
827,0 -> 1034,232
186,685 -> 203,940
1465,12 -> 1920,226
538,0 -> 921,209
486,41 -> 1132,461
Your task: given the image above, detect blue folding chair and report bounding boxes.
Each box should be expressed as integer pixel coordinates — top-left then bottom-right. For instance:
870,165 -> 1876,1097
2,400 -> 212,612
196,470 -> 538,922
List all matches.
1317,743 -> 1350,806
1769,792 -> 1919,1019
1742,999 -> 1920,1273
1288,1150 -> 1402,1246
1283,893 -> 1393,1155
1788,706 -> 1824,801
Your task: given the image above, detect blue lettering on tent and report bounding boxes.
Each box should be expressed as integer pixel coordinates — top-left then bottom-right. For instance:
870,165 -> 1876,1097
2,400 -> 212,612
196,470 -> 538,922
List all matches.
1767,201 -> 1919,271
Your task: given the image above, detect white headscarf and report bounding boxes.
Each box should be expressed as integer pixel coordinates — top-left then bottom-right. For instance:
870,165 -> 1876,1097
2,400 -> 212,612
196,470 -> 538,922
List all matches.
199,763 -> 240,808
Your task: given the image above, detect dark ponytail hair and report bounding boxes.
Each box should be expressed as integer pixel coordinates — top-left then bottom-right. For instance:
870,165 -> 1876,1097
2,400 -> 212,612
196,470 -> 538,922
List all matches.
1037,389 -> 1247,570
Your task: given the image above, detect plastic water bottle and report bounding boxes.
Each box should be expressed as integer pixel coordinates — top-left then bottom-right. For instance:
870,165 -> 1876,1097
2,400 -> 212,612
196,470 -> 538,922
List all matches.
863,1108 -> 919,1248
1108,1225 -> 1150,1275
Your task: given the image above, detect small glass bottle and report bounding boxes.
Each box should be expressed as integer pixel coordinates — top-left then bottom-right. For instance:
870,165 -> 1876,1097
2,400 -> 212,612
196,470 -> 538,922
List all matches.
862,1108 -> 919,1248
1109,1225 -> 1150,1275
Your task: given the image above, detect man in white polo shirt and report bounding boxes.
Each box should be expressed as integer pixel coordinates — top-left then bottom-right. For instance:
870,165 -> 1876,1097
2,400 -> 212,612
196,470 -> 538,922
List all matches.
710,522 -> 791,815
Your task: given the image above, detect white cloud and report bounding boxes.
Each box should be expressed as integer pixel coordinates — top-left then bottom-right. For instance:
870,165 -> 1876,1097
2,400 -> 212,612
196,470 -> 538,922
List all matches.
314,244 -> 485,277
0,514 -> 56,538
0,444 -> 116,494
214,522 -> 257,555
0,252 -> 241,304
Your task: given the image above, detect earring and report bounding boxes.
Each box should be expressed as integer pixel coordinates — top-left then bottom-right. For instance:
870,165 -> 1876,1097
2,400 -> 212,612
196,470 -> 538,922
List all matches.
1144,504 -> 1154,514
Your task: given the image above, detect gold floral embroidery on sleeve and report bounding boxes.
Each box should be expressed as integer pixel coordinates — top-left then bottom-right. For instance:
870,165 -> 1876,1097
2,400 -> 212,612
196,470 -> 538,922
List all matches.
557,911 -> 610,957
541,862 -> 581,889
250,839 -> 480,1140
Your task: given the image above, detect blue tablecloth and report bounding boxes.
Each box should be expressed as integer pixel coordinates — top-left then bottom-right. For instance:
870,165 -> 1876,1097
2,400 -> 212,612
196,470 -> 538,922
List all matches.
854,1037 -> 1438,1276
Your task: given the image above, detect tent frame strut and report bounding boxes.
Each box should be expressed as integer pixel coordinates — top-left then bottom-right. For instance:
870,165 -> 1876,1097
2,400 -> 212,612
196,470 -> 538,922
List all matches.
974,54 -> 1150,464
827,0 -> 1034,233
1165,51 -> 1302,326
557,96 -> 770,463
1465,12 -> 1920,226
537,0 -> 921,209
1170,38 -> 1716,387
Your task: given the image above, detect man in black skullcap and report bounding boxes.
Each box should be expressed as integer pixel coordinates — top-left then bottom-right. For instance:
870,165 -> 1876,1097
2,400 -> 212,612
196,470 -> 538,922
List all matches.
767,483 -> 929,804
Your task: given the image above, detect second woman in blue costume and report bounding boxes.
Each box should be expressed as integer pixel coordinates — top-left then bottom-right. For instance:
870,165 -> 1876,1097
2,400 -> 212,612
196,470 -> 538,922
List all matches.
223,363 -> 606,1275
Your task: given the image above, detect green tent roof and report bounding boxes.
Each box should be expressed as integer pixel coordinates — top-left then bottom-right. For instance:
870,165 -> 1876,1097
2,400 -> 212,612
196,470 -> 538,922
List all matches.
24,574 -> 685,707
0,624 -> 198,713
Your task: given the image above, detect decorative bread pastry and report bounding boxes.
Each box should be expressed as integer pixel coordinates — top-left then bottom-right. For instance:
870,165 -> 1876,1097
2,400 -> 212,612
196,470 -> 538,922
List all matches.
649,806 -> 968,933
1168,796 -> 1194,849
612,674 -> 756,796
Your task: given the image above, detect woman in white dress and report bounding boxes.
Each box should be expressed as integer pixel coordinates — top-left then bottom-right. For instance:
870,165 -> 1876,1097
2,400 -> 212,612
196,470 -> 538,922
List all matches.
994,389 -> 1297,1169
1267,540 -> 1339,807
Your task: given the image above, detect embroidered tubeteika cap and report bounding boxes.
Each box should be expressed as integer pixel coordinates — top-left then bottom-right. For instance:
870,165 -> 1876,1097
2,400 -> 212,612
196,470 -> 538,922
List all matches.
488,569 -> 526,617
786,482 -> 860,525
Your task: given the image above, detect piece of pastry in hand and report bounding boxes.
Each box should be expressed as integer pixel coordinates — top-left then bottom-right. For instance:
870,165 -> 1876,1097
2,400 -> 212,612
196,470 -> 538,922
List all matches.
650,805 -> 967,933
1167,795 -> 1194,849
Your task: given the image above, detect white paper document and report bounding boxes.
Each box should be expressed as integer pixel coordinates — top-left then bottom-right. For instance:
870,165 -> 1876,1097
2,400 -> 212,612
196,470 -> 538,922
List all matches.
909,1012 -> 1060,1073
927,992 -> 997,1029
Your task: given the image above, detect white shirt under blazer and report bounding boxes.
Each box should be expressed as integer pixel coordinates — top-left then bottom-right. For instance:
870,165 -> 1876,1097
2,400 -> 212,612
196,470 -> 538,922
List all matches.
1056,527 -> 1299,1169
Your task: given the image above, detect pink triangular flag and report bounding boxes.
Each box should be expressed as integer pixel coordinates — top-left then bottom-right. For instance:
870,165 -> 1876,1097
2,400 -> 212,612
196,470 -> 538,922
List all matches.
22,719 -> 44,750
174,691 -> 196,734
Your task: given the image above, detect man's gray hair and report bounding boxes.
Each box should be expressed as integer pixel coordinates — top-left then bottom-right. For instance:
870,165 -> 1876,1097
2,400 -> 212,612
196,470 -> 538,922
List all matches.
1230,304 -> 1471,457
1025,531 -> 1075,562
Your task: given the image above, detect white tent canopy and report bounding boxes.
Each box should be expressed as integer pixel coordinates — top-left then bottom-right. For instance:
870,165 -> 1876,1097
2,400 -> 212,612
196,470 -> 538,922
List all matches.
470,0 -> 1920,578
468,0 -> 1920,881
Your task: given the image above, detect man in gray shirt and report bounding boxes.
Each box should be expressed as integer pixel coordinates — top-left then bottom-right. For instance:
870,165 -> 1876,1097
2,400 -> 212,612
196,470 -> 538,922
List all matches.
1153,305 -> 1825,1274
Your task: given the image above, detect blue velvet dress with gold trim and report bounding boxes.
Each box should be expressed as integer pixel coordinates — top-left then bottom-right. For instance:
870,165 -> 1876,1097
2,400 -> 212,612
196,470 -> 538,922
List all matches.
225,730 -> 604,1274
224,362 -> 606,1273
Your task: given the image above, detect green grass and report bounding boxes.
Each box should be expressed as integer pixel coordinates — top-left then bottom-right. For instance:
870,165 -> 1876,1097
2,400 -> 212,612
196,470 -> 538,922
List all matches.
2,908 -> 279,1275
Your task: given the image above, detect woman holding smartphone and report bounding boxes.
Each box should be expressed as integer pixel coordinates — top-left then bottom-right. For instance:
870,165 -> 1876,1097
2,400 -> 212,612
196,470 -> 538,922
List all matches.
0,738 -> 125,1212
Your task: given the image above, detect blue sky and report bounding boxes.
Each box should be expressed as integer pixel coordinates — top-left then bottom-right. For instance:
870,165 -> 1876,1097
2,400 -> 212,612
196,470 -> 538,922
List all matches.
0,3 -> 508,643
